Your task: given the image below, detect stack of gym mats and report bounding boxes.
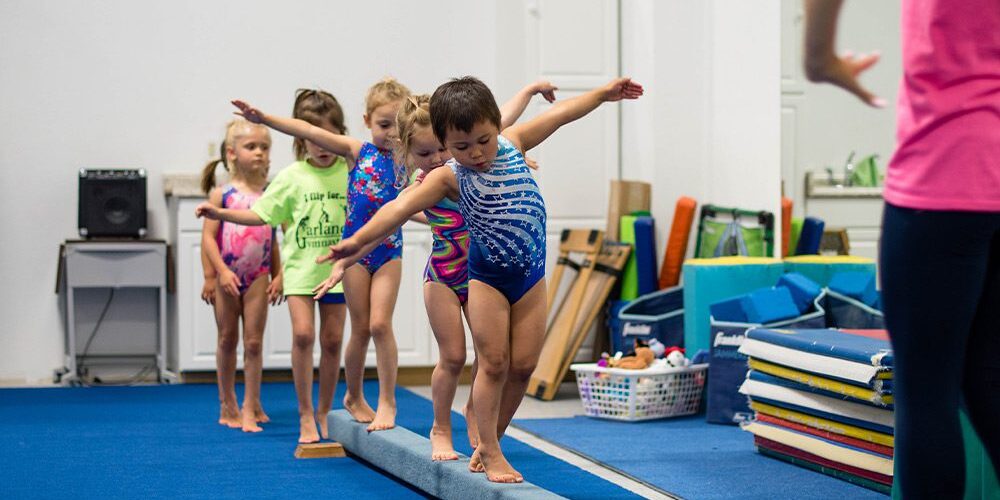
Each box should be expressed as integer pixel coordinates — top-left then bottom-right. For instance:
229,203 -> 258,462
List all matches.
737,328 -> 894,494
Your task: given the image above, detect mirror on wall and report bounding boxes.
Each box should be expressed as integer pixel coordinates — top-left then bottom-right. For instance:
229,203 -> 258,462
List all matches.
780,0 -> 902,259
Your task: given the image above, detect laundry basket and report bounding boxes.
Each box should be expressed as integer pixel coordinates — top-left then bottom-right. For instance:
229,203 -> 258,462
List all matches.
571,362 -> 708,421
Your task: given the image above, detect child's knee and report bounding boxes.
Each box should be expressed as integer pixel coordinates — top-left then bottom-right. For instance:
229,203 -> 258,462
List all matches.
478,354 -> 509,378
292,331 -> 316,350
509,361 -> 537,382
369,321 -> 393,340
243,339 -> 263,358
217,332 -> 239,352
438,350 -> 466,373
319,336 -> 342,356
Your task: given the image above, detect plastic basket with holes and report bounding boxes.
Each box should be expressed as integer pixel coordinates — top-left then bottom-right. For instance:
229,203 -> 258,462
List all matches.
570,362 -> 708,421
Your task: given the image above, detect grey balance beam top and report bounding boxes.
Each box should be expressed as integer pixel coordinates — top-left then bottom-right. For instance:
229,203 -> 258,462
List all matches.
327,410 -> 565,500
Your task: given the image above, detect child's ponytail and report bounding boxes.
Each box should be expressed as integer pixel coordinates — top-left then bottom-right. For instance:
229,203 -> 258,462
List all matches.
200,141 -> 228,194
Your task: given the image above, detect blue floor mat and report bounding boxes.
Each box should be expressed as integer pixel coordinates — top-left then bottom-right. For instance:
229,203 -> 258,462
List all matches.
0,381 -> 637,499
513,415 -> 888,499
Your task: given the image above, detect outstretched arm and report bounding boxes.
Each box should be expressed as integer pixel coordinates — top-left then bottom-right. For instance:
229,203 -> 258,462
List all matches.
312,170 -> 453,297
499,80 -> 558,130
195,202 -> 267,226
802,0 -> 883,107
504,77 -> 643,153
232,99 -> 364,161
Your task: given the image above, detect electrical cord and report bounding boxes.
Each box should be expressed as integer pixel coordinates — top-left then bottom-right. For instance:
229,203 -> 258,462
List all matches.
78,288 -> 115,378
76,289 -> 157,386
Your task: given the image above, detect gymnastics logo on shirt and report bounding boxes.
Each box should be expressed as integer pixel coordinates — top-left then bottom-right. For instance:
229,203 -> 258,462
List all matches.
295,205 -> 343,249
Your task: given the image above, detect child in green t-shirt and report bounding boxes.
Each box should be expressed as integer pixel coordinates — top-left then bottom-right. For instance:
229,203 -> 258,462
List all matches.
196,89 -> 349,444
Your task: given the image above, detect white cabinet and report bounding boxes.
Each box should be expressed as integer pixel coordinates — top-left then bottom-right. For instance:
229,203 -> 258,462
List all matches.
168,196 -> 437,372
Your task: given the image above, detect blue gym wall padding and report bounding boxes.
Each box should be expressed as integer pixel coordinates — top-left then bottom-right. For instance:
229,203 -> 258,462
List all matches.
633,216 -> 658,295
327,410 -> 565,500
682,257 -> 785,353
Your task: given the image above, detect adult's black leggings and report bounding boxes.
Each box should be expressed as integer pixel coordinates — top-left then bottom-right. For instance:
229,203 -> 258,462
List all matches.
880,203 -> 1000,499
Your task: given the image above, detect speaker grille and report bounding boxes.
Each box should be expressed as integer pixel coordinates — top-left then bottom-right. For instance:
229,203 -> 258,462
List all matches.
78,169 -> 147,238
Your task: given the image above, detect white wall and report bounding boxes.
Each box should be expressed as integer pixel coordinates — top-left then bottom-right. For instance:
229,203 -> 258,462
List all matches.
0,0 -> 501,384
622,0 -> 782,261
0,0 -> 783,384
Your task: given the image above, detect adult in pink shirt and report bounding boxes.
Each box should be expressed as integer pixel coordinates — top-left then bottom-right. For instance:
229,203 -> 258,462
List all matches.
804,0 -> 999,497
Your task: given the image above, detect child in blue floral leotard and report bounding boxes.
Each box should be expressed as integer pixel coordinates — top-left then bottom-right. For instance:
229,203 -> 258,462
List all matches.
232,77 -> 411,433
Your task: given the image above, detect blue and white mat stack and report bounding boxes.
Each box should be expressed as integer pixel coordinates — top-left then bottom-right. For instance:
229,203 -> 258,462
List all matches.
736,328 -> 895,494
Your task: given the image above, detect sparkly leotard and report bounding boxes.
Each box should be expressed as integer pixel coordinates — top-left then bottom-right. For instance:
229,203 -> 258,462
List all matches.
217,184 -> 273,293
455,135 -> 546,304
344,142 -> 403,274
417,167 -> 469,304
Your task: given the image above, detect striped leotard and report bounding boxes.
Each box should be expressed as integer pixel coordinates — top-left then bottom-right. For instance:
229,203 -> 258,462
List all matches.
344,142 -> 403,274
455,135 -> 546,304
217,184 -> 273,293
417,167 -> 469,304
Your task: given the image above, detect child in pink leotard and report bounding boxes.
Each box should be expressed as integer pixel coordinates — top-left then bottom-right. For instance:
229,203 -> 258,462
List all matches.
200,119 -> 283,433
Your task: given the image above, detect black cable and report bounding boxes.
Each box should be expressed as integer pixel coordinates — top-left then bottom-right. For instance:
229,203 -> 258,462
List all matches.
78,288 -> 115,379
88,364 -> 156,386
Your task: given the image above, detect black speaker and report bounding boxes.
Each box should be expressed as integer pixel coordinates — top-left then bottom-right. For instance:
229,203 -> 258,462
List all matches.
78,169 -> 147,238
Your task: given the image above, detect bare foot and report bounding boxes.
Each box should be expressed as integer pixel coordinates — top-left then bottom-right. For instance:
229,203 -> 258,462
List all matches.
241,407 -> 263,433
463,404 -> 479,449
367,404 -> 396,432
218,403 -> 241,428
315,411 -> 329,440
430,425 -> 459,461
480,448 -> 523,484
468,448 -> 485,473
344,394 -> 376,423
298,414 -> 320,444
252,404 -> 270,423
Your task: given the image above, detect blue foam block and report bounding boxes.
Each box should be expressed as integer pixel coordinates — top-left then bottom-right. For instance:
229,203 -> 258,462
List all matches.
776,272 -> 822,313
327,410 -> 563,500
709,295 -> 749,323
633,216 -> 658,296
829,271 -> 879,308
795,217 -> 825,255
740,287 -> 800,324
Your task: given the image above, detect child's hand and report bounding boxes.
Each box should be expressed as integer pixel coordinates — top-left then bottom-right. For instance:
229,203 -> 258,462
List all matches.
267,274 -> 284,306
219,269 -> 241,297
804,51 -> 884,107
600,78 -> 644,102
311,261 -> 346,300
231,100 -> 266,124
533,80 -> 558,103
316,238 -> 362,264
195,202 -> 221,220
201,277 -> 217,305
524,156 -> 540,170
